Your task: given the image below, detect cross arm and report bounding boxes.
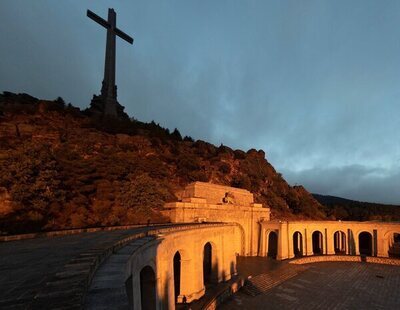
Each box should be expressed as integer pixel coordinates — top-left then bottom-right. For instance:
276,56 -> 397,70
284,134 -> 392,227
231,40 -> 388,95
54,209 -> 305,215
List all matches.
114,27 -> 134,44
87,9 -> 110,29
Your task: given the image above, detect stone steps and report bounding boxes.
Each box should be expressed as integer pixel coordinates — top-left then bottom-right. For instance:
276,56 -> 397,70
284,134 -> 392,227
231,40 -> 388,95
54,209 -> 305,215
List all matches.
84,236 -> 155,310
243,265 -> 307,296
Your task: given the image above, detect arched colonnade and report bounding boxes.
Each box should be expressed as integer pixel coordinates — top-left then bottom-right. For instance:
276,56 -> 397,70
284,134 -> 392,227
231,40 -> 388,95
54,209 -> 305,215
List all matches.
260,221 -> 400,260
125,224 -> 242,310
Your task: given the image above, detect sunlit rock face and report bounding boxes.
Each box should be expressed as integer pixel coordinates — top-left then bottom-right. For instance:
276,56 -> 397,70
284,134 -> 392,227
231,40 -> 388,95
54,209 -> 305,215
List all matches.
0,187 -> 12,216
163,182 -> 270,256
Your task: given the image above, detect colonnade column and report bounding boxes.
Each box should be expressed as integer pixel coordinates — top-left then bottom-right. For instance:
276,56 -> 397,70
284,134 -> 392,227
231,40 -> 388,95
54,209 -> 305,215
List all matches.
288,230 -> 294,259
334,232 -> 339,253
377,236 -> 388,257
347,229 -> 355,255
305,229 -> 313,256
258,228 -> 265,256
354,234 -> 360,255
277,223 -> 289,260
326,229 -> 335,255
345,232 -> 350,254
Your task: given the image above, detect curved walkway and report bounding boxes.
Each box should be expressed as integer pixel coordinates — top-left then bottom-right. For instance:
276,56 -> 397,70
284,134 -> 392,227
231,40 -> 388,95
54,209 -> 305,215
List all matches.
0,223 -> 218,309
221,261 -> 400,310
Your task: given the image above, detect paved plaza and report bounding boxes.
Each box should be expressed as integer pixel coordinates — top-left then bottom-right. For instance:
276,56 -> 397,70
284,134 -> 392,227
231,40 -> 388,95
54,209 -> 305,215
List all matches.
222,261 -> 400,310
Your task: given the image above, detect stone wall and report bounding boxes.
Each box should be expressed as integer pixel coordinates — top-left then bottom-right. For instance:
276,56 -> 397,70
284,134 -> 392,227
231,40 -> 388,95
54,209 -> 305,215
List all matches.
126,223 -> 242,308
180,182 -> 254,206
163,182 -> 270,256
289,255 -> 400,266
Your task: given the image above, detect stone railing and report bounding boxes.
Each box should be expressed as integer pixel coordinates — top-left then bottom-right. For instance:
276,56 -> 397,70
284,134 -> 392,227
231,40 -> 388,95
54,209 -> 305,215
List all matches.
200,277 -> 244,310
289,255 -> 400,266
29,222 -> 234,309
0,223 -> 158,242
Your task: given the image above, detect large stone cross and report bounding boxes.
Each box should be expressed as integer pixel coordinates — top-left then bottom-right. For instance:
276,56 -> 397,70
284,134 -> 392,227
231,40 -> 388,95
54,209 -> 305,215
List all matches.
87,8 -> 133,117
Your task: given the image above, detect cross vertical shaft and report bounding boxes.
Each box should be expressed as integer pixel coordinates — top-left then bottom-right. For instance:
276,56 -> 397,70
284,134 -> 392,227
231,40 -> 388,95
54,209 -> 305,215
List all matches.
102,9 -> 117,101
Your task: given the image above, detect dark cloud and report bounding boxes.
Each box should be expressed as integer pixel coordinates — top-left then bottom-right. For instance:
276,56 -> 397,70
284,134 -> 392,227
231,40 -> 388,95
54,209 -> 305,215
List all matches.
283,165 -> 400,205
1,0 -> 399,204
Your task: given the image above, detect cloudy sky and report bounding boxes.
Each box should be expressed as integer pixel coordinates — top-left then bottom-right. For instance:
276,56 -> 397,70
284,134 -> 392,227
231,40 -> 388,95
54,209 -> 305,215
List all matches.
1,0 -> 399,204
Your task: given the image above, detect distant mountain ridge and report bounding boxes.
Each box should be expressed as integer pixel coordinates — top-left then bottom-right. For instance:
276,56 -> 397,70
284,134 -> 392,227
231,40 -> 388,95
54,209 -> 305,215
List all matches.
313,193 -> 400,221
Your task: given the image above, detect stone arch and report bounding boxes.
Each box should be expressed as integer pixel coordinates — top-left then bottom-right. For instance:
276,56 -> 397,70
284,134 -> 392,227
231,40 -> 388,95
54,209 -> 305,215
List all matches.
140,265 -> 156,310
312,230 -> 323,255
173,251 -> 181,304
203,241 -> 218,285
267,231 -> 278,259
386,231 -> 400,257
172,248 -> 193,305
293,231 -> 303,257
125,244 -> 157,310
334,231 -> 346,254
358,231 -> 373,256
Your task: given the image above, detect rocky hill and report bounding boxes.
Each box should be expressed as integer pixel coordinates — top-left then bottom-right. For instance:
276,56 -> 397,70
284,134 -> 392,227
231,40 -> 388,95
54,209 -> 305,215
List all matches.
0,92 -> 326,234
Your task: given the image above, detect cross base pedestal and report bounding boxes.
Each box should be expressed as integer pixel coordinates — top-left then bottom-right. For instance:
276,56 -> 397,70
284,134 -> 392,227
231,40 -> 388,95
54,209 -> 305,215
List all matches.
88,94 -> 129,119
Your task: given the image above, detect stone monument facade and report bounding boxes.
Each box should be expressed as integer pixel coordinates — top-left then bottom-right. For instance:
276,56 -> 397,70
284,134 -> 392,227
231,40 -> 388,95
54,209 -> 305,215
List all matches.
162,182 -> 271,256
